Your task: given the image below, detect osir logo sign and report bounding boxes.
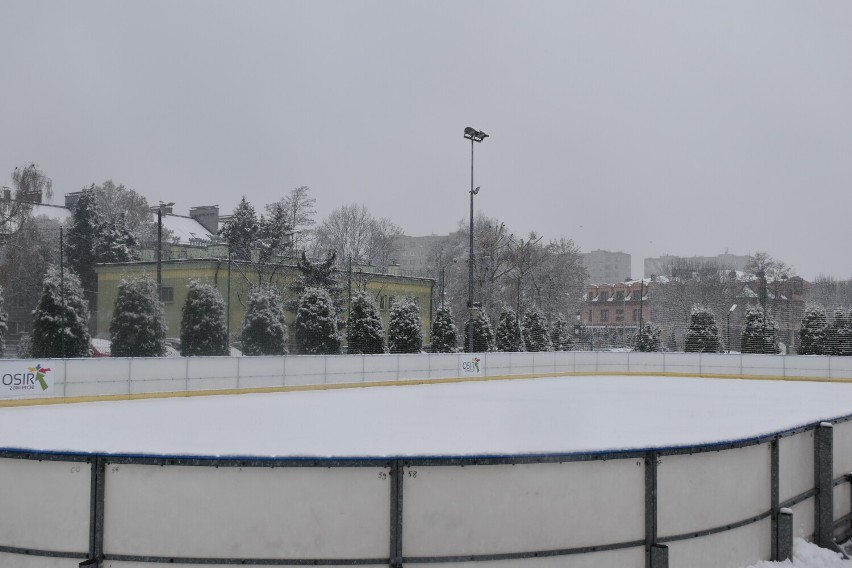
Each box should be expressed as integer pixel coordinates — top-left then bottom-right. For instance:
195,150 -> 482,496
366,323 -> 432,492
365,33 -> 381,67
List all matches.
1,363 -> 54,396
459,355 -> 484,377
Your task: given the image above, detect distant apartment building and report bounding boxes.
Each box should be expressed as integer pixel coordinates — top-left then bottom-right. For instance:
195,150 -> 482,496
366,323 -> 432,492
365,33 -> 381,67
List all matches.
581,250 -> 631,285
396,234 -> 453,277
644,252 -> 750,279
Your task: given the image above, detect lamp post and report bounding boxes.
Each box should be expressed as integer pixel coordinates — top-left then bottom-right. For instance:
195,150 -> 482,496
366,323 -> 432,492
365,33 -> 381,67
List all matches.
464,126 -> 488,352
154,202 -> 175,299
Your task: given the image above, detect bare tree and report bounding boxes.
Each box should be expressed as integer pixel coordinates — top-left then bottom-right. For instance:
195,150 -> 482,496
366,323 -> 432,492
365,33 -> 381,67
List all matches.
745,251 -> 793,311
314,203 -> 374,265
531,236 -> 587,318
367,216 -> 403,271
266,186 -> 316,253
1,164 -> 53,236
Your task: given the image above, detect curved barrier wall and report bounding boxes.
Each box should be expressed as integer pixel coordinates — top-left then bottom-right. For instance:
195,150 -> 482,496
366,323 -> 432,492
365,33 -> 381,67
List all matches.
1,353 -> 852,567
3,352 -> 852,403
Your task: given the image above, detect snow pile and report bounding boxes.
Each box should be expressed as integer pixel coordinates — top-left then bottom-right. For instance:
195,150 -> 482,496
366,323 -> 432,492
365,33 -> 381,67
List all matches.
749,539 -> 851,567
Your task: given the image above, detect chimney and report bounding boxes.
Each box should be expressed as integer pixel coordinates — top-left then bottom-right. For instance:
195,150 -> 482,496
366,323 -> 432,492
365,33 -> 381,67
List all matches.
2,187 -> 10,201
189,205 -> 219,234
65,192 -> 82,210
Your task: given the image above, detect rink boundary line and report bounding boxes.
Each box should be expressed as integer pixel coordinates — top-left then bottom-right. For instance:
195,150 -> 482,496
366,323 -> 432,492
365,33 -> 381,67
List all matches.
1,370 -> 851,407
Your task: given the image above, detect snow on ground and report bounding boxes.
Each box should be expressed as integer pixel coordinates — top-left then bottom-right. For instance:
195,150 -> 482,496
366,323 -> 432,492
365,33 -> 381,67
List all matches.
1,375 -> 852,458
748,539 -> 851,567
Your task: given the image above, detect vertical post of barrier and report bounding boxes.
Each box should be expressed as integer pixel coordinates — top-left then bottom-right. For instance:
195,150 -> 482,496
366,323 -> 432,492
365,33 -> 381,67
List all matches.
650,544 -> 668,568
645,451 -> 661,568
87,456 -> 105,568
770,439 -> 780,559
389,461 -> 403,568
777,508 -> 794,561
815,422 -> 834,548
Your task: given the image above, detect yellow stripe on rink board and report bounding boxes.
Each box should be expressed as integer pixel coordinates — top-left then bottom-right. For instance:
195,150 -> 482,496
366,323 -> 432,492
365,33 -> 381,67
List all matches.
1,371 -> 851,408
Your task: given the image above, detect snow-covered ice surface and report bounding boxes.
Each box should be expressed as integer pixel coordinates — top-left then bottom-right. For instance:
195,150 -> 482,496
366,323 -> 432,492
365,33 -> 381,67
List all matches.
748,539 -> 851,567
1,375 -> 852,458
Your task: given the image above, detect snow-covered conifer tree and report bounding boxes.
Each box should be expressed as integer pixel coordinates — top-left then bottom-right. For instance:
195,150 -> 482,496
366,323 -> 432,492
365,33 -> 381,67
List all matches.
109,276 -> 166,357
430,306 -> 458,353
826,308 -> 852,356
218,196 -> 259,262
549,314 -> 573,351
347,292 -> 385,354
464,311 -> 495,352
799,305 -> 827,355
65,187 -> 102,309
635,322 -> 662,352
180,280 -> 228,356
388,297 -> 422,354
522,309 -> 552,352
31,266 -> 91,358
495,307 -> 523,352
740,306 -> 778,354
295,287 -> 341,354
684,305 -> 721,353
240,286 -> 288,355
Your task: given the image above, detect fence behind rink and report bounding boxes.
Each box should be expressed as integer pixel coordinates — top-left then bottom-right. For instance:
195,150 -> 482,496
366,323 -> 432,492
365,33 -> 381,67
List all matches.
1,352 -> 852,568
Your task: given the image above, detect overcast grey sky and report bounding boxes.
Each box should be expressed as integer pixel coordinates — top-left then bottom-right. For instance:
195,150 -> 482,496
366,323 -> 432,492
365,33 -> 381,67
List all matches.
2,1 -> 851,280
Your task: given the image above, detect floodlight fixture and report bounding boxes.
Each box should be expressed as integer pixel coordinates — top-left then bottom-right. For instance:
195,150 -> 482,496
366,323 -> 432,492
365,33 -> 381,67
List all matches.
464,126 -> 489,143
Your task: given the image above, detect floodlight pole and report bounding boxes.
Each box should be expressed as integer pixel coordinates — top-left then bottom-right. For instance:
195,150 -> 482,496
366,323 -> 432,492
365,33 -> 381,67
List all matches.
464,127 -> 488,352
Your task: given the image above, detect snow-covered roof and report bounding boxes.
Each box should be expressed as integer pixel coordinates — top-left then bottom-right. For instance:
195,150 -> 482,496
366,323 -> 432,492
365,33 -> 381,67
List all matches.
162,214 -> 215,245
1,375 -> 851,458
25,203 -> 72,223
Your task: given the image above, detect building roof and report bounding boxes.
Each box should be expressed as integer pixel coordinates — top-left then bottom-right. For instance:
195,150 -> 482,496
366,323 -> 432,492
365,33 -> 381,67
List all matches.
162,214 -> 215,245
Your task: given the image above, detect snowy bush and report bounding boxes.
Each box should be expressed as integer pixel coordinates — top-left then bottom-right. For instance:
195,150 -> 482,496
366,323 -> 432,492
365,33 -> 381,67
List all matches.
684,305 -> 721,353
295,287 -> 341,355
826,308 -> 852,356
31,265 -> 91,358
388,297 -> 422,354
522,309 -> 552,352
635,322 -> 662,352
347,292 -> 385,354
464,310 -> 495,352
741,306 -> 778,354
109,275 -> 167,357
799,305 -> 827,355
549,314 -> 573,351
180,280 -> 228,356
495,307 -> 523,352
430,306 -> 458,353
240,286 -> 288,356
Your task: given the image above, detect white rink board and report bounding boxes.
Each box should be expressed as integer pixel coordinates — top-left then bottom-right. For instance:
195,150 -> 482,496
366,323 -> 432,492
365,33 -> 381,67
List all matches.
107,564 -> 388,568
665,518 -> 770,568
0,458 -> 90,553
0,553 -> 82,568
790,497 -> 816,540
834,419 -> 852,477
657,444 -> 770,537
402,461 -> 644,556
103,464 -> 390,559
420,547 -> 644,568
779,431 -> 814,502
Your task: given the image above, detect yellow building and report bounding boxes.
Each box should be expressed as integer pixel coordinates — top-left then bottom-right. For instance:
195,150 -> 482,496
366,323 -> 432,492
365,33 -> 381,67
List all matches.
95,259 -> 435,349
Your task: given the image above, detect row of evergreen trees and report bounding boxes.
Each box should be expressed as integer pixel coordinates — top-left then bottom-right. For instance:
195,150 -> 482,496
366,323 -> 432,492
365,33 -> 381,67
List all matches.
430,306 -> 574,353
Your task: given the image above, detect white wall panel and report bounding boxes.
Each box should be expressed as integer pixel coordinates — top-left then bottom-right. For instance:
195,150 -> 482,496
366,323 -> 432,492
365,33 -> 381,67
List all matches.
236,356 -> 284,389
363,354 -> 398,382
403,460 -> 644,556
283,355 -> 326,385
483,352 -> 511,376
186,376 -> 238,391
0,458 -> 90,552
628,352 -> 664,374
66,357 -> 129,384
129,357 -> 187,382
665,518 -> 770,568
509,352 -> 535,375
573,351 -> 597,374
663,353 -> 700,376
779,431 -> 814,502
420,547 -> 644,568
596,352 -> 629,374
790,497 -> 815,539
103,464 -> 390,559
428,354 -> 460,378
834,483 -> 850,523
699,353 -> 741,377
0,553 -> 82,568
398,354 -> 430,380
326,354 -> 364,384
532,352 -> 556,374
187,357 -> 239,380
658,444 -> 770,537
740,354 -> 784,377
834,420 -> 852,478
829,356 -> 852,379
553,351 -> 575,373
785,356 -> 830,378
